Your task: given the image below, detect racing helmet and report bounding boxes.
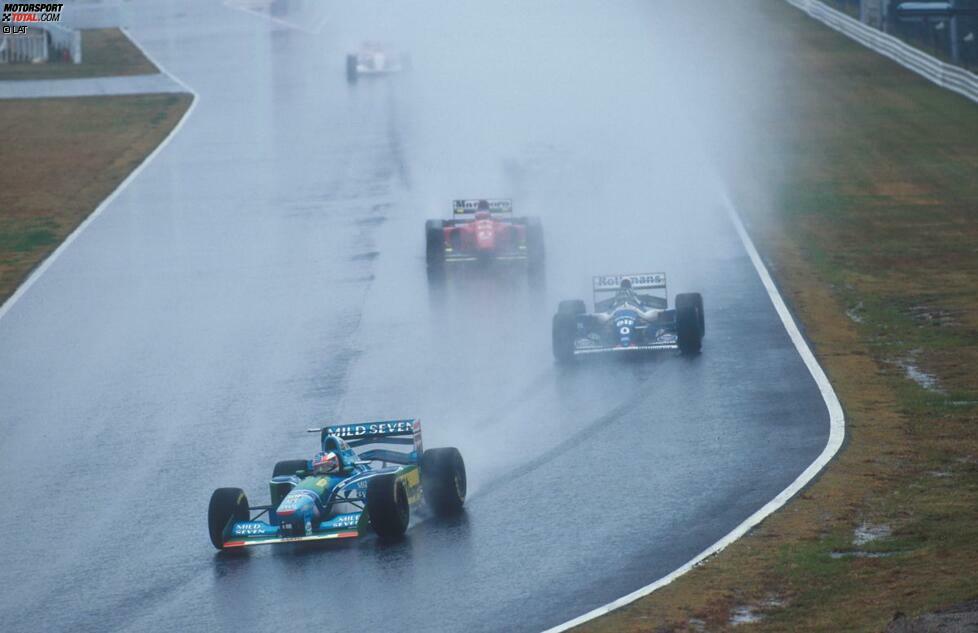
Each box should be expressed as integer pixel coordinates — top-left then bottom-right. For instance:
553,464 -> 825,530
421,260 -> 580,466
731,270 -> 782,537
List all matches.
312,451 -> 341,475
477,199 -> 490,211
615,278 -> 635,301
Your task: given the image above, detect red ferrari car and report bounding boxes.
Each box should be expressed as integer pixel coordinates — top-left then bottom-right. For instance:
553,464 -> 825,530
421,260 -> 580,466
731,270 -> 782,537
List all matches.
425,199 -> 544,277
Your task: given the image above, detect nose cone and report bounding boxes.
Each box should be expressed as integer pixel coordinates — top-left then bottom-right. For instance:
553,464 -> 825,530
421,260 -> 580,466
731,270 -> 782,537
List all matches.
276,489 -> 319,521
614,310 -> 638,347
475,222 -> 495,250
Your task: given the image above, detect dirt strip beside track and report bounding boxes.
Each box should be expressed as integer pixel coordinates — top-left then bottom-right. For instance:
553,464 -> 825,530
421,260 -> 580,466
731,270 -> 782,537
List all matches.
577,1 -> 978,631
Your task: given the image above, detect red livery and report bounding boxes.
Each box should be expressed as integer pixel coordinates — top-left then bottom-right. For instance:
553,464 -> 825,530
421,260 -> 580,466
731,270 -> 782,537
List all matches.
425,198 -> 544,278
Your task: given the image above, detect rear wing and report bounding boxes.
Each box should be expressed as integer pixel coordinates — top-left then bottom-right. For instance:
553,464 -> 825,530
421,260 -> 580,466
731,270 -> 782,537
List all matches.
308,418 -> 423,465
453,198 -> 512,216
593,273 -> 668,306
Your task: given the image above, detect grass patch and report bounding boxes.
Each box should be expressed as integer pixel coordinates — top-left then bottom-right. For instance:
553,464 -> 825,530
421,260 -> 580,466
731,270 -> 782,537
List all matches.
0,93 -> 192,304
577,2 -> 978,632
0,221 -> 58,253
0,28 -> 157,80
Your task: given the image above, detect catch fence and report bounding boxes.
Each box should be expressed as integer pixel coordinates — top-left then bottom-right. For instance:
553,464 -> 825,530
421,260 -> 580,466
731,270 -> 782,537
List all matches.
787,0 -> 978,103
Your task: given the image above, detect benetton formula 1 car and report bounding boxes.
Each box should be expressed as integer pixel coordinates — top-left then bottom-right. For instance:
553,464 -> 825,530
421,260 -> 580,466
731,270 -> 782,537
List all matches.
346,43 -> 410,83
425,198 -> 544,275
207,419 -> 465,549
552,273 -> 705,362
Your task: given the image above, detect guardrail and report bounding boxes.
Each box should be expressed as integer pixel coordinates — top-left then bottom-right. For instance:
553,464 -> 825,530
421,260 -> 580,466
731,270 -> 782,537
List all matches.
785,0 -> 978,103
0,29 -> 48,63
0,24 -> 81,65
46,24 -> 82,64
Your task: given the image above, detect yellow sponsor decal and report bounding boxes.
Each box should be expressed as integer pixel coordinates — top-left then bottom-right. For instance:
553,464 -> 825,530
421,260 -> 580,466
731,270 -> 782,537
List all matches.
401,468 -> 422,504
401,468 -> 420,487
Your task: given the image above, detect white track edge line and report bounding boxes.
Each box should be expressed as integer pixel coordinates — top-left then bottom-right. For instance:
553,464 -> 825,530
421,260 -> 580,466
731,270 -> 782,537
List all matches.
542,193 -> 846,632
0,25 -> 847,629
0,29 -> 199,324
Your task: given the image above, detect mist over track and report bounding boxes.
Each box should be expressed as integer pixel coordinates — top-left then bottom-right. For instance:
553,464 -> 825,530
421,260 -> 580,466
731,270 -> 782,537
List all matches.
0,1 -> 829,631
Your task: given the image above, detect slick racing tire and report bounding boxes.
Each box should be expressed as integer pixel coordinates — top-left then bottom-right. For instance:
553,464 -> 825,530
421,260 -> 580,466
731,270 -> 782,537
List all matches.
552,311 -> 578,363
425,220 -> 445,273
208,487 -> 249,550
525,217 -> 545,275
675,292 -> 705,338
367,474 -> 410,540
557,299 -> 586,315
272,459 -> 308,478
421,447 -> 466,516
346,54 -> 358,83
676,306 -> 701,354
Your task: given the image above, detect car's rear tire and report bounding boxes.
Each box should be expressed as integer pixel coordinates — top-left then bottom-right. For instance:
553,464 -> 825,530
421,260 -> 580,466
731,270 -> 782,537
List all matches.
421,448 -> 466,516
553,310 -> 579,363
426,220 -> 445,275
367,474 -> 410,540
676,293 -> 704,355
558,299 -> 586,315
525,217 -> 545,275
346,54 -> 358,83
208,487 -> 249,550
675,292 -> 705,337
272,459 -> 308,478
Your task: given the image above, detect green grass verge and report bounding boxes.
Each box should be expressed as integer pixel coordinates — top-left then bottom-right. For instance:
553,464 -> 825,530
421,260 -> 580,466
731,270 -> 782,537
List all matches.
0,93 -> 192,305
576,1 -> 977,631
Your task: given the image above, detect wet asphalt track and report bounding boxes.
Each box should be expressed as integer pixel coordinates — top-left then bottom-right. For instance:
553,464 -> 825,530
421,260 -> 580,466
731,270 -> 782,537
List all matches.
0,2 -> 829,632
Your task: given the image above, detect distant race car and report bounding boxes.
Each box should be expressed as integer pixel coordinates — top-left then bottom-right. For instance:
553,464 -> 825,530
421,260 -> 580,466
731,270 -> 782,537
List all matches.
552,273 -> 704,362
425,198 -> 544,276
346,43 -> 410,83
207,419 -> 465,549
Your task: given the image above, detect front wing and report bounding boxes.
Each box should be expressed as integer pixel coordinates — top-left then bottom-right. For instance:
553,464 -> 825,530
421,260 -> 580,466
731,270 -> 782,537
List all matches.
443,245 -> 530,263
222,511 -> 367,549
573,341 -> 679,355
572,325 -> 680,355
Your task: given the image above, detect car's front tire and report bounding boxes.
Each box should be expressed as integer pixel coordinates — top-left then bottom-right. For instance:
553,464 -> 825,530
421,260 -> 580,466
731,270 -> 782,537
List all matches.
367,474 -> 410,540
208,487 -> 249,550
272,459 -> 308,478
421,447 -> 466,515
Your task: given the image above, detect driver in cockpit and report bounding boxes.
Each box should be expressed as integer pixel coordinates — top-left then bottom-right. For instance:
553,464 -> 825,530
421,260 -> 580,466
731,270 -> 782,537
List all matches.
597,279 -> 663,322
614,278 -> 638,305
473,199 -> 492,221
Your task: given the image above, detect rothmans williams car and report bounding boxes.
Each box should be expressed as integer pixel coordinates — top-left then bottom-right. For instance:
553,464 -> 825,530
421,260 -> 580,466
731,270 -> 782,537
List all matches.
207,419 -> 465,549
346,43 -> 410,83
425,198 -> 544,277
552,273 -> 704,362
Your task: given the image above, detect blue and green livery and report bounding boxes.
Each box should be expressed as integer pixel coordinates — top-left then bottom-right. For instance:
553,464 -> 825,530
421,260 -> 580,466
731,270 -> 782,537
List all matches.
207,418 -> 466,549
